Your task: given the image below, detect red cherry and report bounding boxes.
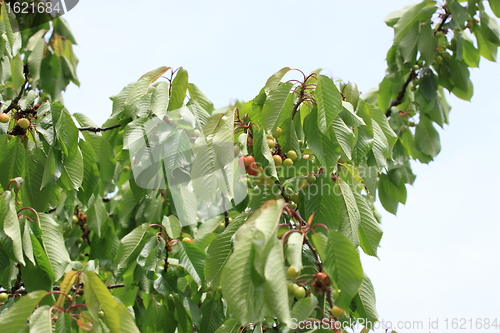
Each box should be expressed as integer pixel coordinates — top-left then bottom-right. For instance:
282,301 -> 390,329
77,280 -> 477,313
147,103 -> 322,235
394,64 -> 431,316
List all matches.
243,155 -> 255,167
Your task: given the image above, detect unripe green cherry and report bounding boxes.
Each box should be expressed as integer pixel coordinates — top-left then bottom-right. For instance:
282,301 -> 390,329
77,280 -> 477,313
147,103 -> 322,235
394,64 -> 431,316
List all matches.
293,285 -> 306,299
272,127 -> 282,138
287,282 -> 295,296
283,158 -> 294,168
287,150 -> 297,161
307,173 -> 316,184
267,139 -> 275,149
72,215 -> 78,223
287,265 -> 300,279
284,187 -> 294,198
17,118 -> 30,129
401,125 -> 408,133
0,292 -> 8,302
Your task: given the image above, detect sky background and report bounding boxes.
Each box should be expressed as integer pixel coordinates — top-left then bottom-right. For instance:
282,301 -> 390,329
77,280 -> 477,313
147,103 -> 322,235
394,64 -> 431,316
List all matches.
63,1 -> 500,332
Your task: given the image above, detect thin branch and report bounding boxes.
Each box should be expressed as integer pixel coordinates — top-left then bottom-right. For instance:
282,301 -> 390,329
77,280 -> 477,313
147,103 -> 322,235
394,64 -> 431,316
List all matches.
78,124 -> 121,133
3,64 -> 30,114
385,69 -> 417,117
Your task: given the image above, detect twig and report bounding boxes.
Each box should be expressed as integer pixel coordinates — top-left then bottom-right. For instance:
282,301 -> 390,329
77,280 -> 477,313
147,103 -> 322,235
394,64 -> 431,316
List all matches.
385,69 -> 417,117
3,64 -> 30,114
78,124 -> 121,133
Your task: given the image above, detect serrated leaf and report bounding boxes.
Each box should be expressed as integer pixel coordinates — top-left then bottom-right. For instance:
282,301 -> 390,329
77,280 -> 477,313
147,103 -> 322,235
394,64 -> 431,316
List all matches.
315,75 -> 342,135
415,115 -> 441,157
39,214 -> 71,280
115,223 -> 152,276
264,67 -> 291,94
322,231 -> 363,311
262,83 -> 294,132
285,232 -> 303,271
177,241 -> 206,285
0,191 -> 24,265
354,192 -> 383,257
162,215 -> 181,239
168,67 -> 188,111
0,290 -> 46,333
337,178 -> 360,246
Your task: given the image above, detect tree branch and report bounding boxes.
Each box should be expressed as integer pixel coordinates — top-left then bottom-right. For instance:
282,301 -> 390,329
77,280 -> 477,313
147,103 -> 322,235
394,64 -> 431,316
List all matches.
78,124 -> 121,133
385,69 -> 417,117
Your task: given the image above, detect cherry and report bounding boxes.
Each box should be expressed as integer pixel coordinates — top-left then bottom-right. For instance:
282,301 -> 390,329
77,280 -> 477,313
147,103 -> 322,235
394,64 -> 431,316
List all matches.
272,127 -> 282,139
0,113 -> 9,123
293,285 -> 306,299
287,265 -> 300,279
273,155 -> 282,166
0,292 -> 8,302
307,173 -> 316,184
283,158 -> 294,168
284,187 -> 294,198
330,306 -> 345,317
243,155 -> 255,167
267,139 -> 275,149
18,118 -> 30,129
182,237 -> 194,243
287,150 -> 297,161
247,162 -> 259,176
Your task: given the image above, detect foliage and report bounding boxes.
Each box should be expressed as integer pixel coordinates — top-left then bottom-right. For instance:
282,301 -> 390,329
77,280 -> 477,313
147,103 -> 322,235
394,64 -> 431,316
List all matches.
0,1 -> 499,332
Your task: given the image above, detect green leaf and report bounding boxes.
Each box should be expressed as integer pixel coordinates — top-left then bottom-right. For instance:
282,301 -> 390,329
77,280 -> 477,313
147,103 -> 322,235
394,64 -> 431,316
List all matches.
264,67 -> 291,94
332,116 -> 355,160
322,231 -> 363,310
353,274 -> 379,325
168,67 -> 188,111
262,83 -> 294,133
301,174 -> 341,231
489,0 -> 500,17
29,305 -> 52,332
285,232 -> 303,271
0,191 -> 24,265
59,146 -> 84,190
354,192 -> 383,257
83,271 -> 140,333
399,21 -> 420,64
0,290 -> 46,333
415,115 -> 441,157
290,294 -> 318,325
315,75 -> 342,135
418,22 -> 436,64
220,199 -> 285,325
188,83 -> 214,115
86,193 -> 107,237
177,241 -> 206,285
378,173 -> 407,215
0,137 -> 25,190
115,223 -> 151,276
39,213 -> 71,281
200,299 -> 224,333
393,1 -> 434,43
162,215 -> 182,239
263,239 -> 291,326
205,214 -> 246,286
336,178 -> 360,246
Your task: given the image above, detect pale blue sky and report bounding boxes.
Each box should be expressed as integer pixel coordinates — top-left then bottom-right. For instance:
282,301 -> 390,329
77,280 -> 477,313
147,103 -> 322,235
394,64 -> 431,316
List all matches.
63,1 -> 500,332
